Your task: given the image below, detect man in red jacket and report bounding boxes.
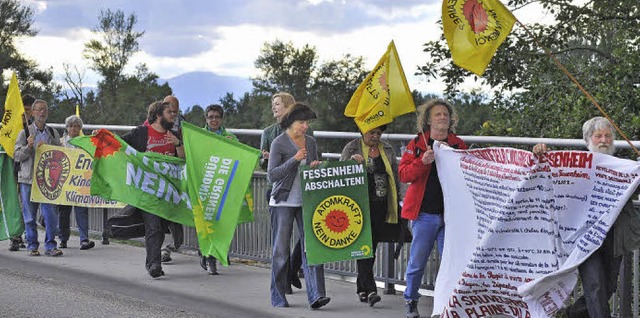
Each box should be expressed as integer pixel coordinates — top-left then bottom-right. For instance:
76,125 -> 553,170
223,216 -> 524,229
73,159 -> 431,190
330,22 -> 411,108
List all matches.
399,99 -> 468,318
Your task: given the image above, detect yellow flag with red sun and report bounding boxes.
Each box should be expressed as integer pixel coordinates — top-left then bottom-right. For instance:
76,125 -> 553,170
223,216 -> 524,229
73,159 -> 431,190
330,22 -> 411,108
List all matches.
443,0 -> 516,76
344,40 -> 415,133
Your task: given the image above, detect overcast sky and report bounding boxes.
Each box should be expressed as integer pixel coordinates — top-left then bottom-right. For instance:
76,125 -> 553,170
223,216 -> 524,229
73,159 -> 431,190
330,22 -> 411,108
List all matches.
16,0 -> 551,94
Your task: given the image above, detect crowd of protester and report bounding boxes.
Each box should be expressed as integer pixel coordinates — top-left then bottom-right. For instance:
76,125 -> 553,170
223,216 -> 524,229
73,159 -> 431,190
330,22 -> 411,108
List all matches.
3,92 -> 634,317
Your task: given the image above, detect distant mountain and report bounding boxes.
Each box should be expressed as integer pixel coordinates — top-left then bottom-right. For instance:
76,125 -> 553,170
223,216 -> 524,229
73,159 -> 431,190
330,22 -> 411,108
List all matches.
160,72 -> 253,111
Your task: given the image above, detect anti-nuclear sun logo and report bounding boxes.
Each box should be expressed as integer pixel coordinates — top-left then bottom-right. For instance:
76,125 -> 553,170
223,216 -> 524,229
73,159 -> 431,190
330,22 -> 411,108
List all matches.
312,195 -> 363,249
90,129 -> 121,158
463,0 -> 489,34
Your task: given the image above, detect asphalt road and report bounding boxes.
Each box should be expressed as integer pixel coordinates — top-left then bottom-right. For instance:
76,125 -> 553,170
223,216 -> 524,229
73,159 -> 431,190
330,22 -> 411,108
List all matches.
0,236 -> 433,318
0,267 -> 208,318
0,253 -> 271,318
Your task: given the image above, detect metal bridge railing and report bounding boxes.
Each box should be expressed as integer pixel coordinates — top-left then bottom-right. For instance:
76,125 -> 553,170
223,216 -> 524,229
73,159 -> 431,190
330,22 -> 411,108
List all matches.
52,123 -> 639,316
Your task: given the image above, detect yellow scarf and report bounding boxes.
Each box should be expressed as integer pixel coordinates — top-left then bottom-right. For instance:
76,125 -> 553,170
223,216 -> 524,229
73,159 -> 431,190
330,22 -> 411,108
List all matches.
361,139 -> 398,224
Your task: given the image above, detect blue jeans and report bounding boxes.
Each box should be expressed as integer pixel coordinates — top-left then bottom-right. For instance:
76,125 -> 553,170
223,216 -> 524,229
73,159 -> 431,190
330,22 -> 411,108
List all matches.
58,205 -> 89,242
404,213 -> 444,301
270,205 -> 326,307
265,189 -> 303,289
20,183 -> 59,251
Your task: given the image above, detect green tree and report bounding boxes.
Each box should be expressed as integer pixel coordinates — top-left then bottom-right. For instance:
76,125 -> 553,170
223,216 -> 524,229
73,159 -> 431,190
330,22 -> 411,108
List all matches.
451,91 -> 493,136
252,40 -> 317,100
116,64 -> 172,125
247,41 -> 448,155
419,0 -> 640,149
183,105 -> 205,128
224,92 -> 271,148
385,91 -> 436,135
0,0 -> 57,108
311,54 -> 368,131
83,9 -> 144,117
60,63 -> 87,108
55,64 -> 170,126
218,92 -> 241,120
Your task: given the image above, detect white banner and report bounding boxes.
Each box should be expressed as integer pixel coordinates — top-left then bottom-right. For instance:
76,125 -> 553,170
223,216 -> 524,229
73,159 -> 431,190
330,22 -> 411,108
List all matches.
432,143 -> 640,318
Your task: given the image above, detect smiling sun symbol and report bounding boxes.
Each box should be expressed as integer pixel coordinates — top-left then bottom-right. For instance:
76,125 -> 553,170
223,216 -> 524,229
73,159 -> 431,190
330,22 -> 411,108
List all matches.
312,195 -> 364,249
324,209 -> 349,233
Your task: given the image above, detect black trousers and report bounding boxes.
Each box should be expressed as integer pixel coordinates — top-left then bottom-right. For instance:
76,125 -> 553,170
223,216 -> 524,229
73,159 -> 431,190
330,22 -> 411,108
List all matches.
58,205 -> 73,242
164,220 -> 183,251
356,199 -> 387,294
356,240 -> 380,294
142,211 -> 166,271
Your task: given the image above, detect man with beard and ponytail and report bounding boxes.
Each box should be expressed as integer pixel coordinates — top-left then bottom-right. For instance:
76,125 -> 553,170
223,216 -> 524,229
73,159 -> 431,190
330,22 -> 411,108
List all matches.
123,101 -> 184,278
534,116 -> 640,318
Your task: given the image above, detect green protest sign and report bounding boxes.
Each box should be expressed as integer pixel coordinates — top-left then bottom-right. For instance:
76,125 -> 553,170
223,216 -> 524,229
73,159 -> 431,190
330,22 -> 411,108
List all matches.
301,160 -> 373,265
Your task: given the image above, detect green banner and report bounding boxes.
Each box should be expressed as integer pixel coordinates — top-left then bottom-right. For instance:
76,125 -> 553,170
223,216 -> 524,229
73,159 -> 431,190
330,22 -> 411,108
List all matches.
0,148 -> 24,240
301,160 -> 373,265
182,122 -> 260,266
70,130 -> 194,227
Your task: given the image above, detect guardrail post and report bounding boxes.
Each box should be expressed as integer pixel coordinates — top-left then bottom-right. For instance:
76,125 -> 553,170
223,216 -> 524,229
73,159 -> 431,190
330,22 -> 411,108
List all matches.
634,250 -> 639,318
620,252 -> 632,317
101,208 -> 110,245
383,242 -> 396,294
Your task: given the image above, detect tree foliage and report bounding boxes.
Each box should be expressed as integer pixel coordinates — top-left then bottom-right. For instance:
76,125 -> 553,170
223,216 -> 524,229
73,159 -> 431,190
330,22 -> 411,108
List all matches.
82,64 -> 171,125
3,4 -> 501,157
221,40 -> 491,154
183,105 -> 205,128
0,0 -> 57,109
219,40 -> 374,152
252,40 -> 317,101
60,63 -> 86,107
419,0 -> 640,149
83,9 -> 144,105
75,10 -> 171,126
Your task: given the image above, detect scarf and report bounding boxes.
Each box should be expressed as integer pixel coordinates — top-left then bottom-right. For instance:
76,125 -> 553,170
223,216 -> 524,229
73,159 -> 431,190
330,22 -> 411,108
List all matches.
361,139 -> 398,224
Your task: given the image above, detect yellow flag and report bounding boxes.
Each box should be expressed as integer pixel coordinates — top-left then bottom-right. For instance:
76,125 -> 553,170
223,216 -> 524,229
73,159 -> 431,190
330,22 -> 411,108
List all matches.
0,73 -> 25,158
443,0 -> 516,76
344,40 -> 416,133
75,104 -> 85,135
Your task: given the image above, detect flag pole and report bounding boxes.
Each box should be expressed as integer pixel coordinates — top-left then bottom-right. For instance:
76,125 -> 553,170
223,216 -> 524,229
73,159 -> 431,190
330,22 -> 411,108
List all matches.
22,113 -> 30,138
514,20 -> 640,157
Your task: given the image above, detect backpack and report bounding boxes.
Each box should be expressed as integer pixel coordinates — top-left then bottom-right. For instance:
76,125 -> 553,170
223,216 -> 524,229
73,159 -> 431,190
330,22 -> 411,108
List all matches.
105,205 -> 145,239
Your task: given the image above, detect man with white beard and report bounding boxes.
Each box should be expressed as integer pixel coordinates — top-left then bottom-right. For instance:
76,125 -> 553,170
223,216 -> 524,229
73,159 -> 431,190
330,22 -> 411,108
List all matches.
534,116 -> 640,318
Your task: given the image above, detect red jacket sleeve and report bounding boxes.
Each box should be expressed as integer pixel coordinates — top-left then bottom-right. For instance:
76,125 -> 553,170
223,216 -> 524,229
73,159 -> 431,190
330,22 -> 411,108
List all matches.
399,138 -> 430,183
